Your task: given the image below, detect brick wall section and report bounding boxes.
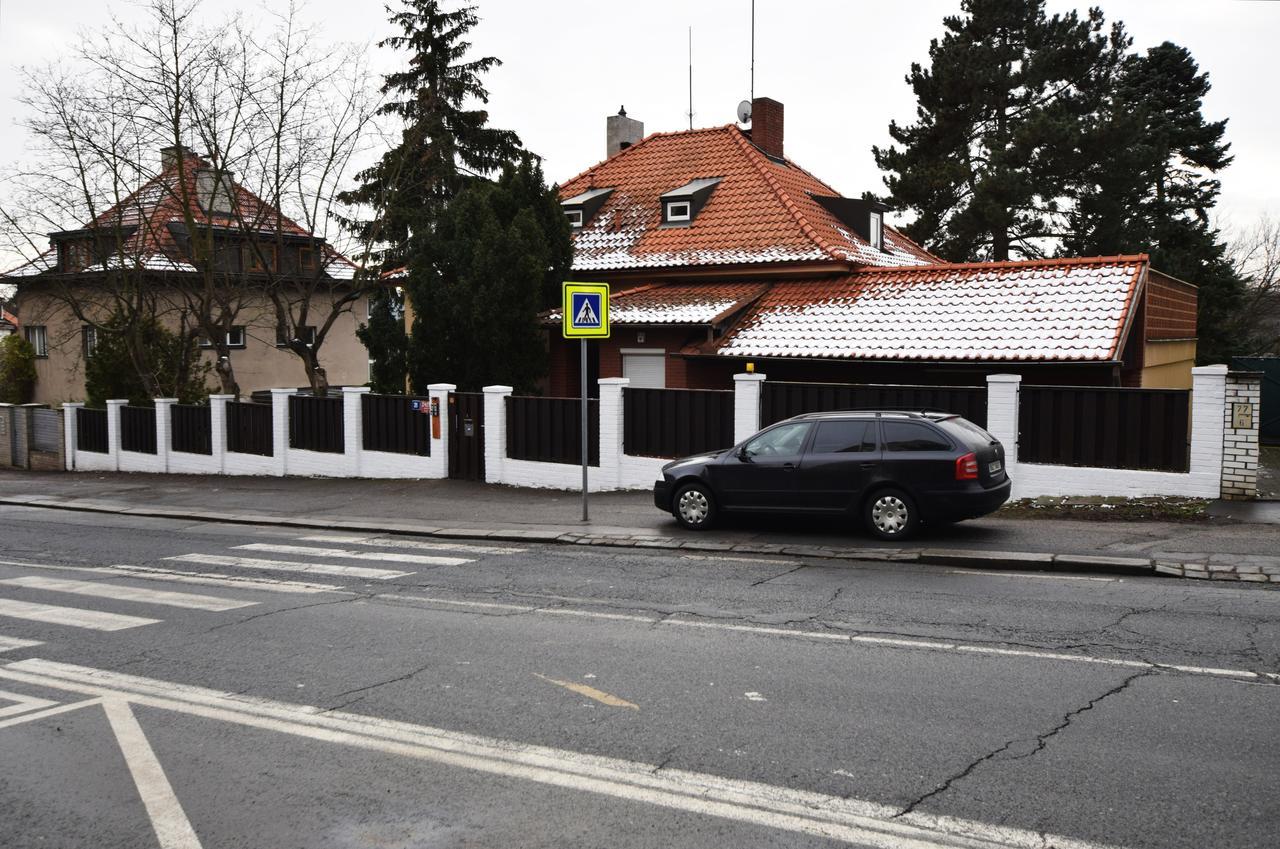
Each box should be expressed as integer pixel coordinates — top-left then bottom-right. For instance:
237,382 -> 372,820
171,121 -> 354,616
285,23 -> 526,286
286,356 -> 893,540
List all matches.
1221,372 -> 1261,500
1146,271 -> 1198,341
751,97 -> 785,159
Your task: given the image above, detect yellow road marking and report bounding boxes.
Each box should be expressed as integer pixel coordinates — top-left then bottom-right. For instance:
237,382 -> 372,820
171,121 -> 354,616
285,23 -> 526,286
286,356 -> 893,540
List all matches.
533,673 -> 638,709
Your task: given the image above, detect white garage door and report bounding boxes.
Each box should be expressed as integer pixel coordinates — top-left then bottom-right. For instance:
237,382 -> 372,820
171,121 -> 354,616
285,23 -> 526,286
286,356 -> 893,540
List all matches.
622,350 -> 666,389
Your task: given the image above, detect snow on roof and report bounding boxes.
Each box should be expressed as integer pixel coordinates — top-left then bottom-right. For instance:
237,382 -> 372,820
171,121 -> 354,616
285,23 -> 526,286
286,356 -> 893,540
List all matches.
545,282 -> 768,325
713,256 -> 1148,363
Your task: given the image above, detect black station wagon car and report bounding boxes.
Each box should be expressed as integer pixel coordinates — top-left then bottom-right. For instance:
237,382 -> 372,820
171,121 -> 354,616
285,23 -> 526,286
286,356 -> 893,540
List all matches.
653,411 -> 1010,540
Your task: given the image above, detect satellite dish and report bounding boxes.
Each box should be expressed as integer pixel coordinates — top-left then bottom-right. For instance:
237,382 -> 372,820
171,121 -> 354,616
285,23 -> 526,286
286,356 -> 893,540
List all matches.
736,99 -> 752,125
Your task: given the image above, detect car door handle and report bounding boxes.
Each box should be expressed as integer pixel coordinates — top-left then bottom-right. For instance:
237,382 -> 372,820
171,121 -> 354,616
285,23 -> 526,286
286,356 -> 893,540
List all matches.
782,462 -> 796,471
860,462 -> 876,469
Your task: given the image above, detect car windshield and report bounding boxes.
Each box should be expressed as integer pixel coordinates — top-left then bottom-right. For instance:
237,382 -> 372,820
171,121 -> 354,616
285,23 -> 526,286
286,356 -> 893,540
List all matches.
743,422 -> 811,458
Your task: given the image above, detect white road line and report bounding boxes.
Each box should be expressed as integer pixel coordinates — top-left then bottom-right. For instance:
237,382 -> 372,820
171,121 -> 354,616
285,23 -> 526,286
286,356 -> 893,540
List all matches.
0,636 -> 42,653
235,543 -> 470,567
102,698 -> 204,849
0,598 -> 159,631
946,569 -> 1119,583
297,535 -> 526,556
377,592 -> 1280,684
0,576 -> 256,612
165,553 -> 411,580
0,688 -> 57,718
0,696 -> 102,730
680,555 -> 799,566
0,558 -> 346,595
0,659 -> 1133,849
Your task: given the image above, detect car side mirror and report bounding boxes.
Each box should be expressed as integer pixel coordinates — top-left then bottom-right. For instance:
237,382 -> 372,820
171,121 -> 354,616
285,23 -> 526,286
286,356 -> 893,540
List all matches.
737,446 -> 751,462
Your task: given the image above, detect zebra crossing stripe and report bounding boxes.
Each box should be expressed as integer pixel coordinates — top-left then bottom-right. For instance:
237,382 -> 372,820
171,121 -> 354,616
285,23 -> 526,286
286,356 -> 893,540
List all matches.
235,543 -> 471,567
165,553 -> 411,580
0,576 -> 256,612
296,535 -> 525,555
0,598 -> 159,631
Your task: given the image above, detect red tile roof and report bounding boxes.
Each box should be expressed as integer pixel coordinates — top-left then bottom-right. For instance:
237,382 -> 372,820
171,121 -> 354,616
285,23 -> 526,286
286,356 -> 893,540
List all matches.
558,125 -> 936,272
708,256 -> 1149,363
545,282 -> 767,325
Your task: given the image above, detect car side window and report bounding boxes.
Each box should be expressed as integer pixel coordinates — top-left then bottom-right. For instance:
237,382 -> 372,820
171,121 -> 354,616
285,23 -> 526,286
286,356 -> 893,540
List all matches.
810,420 -> 876,454
743,422 -> 812,459
882,421 -> 951,452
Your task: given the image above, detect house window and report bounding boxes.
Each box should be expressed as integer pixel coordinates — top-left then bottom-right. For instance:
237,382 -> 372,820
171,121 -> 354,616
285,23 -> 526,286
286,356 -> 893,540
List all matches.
244,245 -> 277,272
869,211 -> 883,251
665,201 -> 691,223
200,327 -> 246,349
25,325 -> 48,358
564,209 -> 583,228
276,325 -> 316,348
82,326 -> 98,359
299,247 -> 316,271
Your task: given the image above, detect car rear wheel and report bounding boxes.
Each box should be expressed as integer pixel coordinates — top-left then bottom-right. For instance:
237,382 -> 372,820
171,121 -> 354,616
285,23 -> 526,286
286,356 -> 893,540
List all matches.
673,482 -> 717,531
864,488 -> 918,541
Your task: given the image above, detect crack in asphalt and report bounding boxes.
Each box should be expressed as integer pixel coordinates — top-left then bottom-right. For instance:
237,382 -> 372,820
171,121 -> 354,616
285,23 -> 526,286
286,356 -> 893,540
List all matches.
749,564 -> 808,587
893,669 -> 1154,818
322,658 -> 437,708
204,595 -> 367,632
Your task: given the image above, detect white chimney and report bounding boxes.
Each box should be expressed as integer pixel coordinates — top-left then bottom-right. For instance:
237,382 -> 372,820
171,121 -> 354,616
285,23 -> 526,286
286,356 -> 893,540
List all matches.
606,106 -> 643,158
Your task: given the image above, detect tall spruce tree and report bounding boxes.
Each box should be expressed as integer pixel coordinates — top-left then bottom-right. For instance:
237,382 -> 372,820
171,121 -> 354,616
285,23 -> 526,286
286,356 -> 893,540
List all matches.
873,0 -> 1127,261
357,288 -> 410,393
1064,42 -> 1247,364
407,156 -> 573,392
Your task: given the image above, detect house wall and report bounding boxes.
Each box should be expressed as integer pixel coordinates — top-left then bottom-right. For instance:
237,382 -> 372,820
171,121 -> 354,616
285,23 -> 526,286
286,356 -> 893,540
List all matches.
12,282 -> 371,404
549,326 -> 699,396
1141,340 -> 1197,389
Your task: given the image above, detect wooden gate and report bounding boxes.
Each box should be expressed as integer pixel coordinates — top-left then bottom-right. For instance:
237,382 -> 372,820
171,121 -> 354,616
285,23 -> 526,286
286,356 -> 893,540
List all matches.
1232,357 -> 1280,444
448,392 -> 485,480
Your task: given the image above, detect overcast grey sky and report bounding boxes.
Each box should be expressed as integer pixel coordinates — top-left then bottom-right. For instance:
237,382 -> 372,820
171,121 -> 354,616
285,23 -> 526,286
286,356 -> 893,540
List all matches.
1,0 -> 1275,247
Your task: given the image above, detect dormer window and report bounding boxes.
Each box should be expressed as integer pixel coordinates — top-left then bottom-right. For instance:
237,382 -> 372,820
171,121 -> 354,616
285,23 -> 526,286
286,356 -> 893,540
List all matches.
811,196 -> 892,253
561,187 -> 613,230
869,211 -> 883,251
660,177 -> 722,226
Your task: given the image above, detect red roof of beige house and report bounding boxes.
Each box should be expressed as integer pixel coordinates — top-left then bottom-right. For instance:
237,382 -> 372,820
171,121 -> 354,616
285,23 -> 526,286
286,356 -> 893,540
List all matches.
706,256 -> 1149,363
558,125 -> 936,272
3,155 -> 356,280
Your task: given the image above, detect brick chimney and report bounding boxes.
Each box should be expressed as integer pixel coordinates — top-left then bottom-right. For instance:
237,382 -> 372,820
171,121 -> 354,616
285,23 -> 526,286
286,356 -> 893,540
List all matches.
751,97 -> 784,159
606,106 -> 644,158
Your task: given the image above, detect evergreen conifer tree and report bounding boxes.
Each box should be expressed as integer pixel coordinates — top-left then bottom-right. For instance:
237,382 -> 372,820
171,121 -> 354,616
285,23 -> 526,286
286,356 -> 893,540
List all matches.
357,288 -> 410,393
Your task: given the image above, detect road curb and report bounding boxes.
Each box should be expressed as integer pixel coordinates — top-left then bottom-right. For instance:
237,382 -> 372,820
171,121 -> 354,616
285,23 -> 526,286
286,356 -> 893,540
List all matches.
1,495 -> 1269,583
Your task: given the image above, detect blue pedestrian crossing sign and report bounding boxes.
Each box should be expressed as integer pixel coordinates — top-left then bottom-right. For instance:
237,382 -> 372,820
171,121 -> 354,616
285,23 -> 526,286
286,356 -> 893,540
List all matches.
562,282 -> 610,338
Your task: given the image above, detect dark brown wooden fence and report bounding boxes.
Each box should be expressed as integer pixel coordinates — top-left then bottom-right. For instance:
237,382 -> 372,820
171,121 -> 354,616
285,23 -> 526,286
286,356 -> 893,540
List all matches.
761,381 -> 988,428
76,407 -> 108,453
289,394 -> 344,453
624,387 -> 734,458
362,394 -> 430,456
120,406 -> 156,454
227,401 -> 273,456
506,396 -> 599,466
1018,385 -> 1190,472
171,404 -> 212,455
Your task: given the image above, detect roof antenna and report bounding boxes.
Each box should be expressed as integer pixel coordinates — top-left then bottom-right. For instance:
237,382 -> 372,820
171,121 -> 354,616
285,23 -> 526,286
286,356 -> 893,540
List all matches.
687,27 -> 694,130
750,0 -> 755,103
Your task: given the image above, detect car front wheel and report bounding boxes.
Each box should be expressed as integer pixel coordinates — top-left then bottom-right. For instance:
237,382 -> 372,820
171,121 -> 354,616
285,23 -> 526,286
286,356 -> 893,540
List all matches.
864,488 -> 918,541
673,482 -> 717,531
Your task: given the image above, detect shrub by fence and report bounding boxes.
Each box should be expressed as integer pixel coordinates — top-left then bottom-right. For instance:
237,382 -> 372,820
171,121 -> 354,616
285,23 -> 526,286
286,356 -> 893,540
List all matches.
1018,385 -> 1190,472
76,408 -> 108,453
624,387 -> 734,458
170,404 -> 212,455
288,394 -> 343,453
227,401 -> 272,456
120,406 -> 156,454
762,381 -> 988,428
362,394 -> 430,456
506,395 -> 599,466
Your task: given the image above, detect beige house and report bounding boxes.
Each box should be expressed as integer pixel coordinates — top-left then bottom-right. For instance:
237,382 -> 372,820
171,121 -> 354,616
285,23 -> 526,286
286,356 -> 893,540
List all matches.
3,147 -> 372,404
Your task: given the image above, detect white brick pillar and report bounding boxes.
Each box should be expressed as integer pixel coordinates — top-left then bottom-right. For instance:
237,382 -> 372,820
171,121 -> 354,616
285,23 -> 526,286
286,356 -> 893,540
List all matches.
62,402 -> 82,470
733,372 -> 766,444
105,399 -> 125,471
427,383 -> 454,479
209,394 -> 232,474
985,374 -> 1022,468
598,377 -> 629,488
1189,365 -> 1228,491
270,388 -> 295,477
342,386 -> 370,477
154,398 -> 176,472
482,385 -> 513,485
1221,370 -> 1261,500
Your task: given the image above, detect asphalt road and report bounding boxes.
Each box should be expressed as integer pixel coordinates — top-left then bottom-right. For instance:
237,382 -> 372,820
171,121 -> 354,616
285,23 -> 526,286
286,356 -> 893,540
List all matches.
0,503 -> 1277,849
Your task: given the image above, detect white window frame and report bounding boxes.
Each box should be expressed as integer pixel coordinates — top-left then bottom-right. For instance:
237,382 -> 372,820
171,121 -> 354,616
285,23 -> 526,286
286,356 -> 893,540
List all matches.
564,209 -> 584,228
25,325 -> 48,358
82,325 -> 97,359
869,211 -> 883,251
665,201 -> 692,223
200,327 -> 247,349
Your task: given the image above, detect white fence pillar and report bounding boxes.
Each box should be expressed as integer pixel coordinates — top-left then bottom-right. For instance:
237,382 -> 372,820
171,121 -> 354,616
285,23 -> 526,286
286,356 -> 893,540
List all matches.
1221,370 -> 1260,500
105,399 -> 125,471
598,377 -> 629,488
985,374 -> 1021,467
342,386 -> 370,477
427,384 -> 454,479
482,385 -> 513,485
62,402 -> 82,470
209,394 -> 232,474
154,398 -> 176,472
1189,365 -> 1227,488
270,388 -> 294,477
733,372 -> 766,443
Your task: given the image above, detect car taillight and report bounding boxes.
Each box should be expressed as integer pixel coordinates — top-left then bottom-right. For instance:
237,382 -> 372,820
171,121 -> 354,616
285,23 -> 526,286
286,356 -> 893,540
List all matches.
955,452 -> 979,480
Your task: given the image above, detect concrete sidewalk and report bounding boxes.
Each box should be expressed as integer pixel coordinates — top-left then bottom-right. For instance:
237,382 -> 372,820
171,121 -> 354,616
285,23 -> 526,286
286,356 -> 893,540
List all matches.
2,470 -> 1279,584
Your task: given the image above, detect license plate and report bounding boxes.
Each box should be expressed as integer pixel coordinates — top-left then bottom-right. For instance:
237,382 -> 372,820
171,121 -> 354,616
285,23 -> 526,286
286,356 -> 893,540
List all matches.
988,460 -> 1003,474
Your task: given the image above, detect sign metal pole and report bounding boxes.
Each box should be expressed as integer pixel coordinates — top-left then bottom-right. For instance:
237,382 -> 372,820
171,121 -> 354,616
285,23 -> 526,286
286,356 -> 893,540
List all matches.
581,338 -> 589,522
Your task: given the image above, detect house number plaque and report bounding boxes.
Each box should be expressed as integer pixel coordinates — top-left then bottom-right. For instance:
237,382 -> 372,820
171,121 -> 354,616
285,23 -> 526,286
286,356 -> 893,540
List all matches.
1232,402 -> 1253,430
